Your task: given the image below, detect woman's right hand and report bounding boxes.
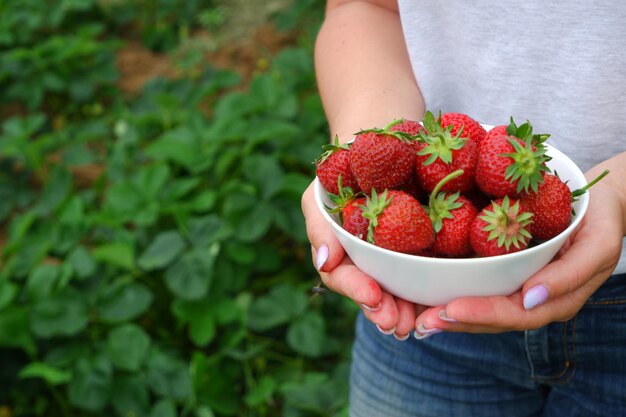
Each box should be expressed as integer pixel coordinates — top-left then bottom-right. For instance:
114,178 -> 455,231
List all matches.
302,181 -> 423,340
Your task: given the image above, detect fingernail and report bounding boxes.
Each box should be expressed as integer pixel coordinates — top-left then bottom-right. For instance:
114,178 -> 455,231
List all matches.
413,325 -> 442,340
316,245 -> 329,271
523,285 -> 549,310
376,324 -> 396,335
361,302 -> 382,312
438,309 -> 457,323
393,333 -> 410,341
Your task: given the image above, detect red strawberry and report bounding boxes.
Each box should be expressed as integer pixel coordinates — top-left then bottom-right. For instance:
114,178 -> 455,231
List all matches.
361,189 -> 434,254
521,170 -> 610,241
342,197 -> 369,240
390,119 -> 426,137
428,170 -> 478,257
315,136 -> 359,195
479,124 -> 507,152
475,119 -> 550,198
326,179 -> 368,240
439,112 -> 487,145
469,196 -> 534,257
349,120 -> 418,194
416,111 -> 478,194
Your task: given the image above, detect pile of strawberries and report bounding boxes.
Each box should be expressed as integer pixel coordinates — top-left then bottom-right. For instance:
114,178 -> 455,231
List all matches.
315,111 -> 605,258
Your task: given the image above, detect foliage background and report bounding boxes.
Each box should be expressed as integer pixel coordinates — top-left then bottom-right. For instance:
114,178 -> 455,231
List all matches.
0,1 -> 359,416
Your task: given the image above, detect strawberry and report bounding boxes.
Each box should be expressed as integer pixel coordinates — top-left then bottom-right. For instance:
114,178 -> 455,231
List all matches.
390,118 -> 426,137
315,136 -> 359,195
342,197 -> 369,240
439,112 -> 487,145
469,196 -> 534,257
521,170 -> 610,240
478,124 -> 507,152
475,119 -> 551,198
361,189 -> 434,254
326,178 -> 368,240
428,170 -> 478,257
349,120 -> 418,194
416,111 -> 478,194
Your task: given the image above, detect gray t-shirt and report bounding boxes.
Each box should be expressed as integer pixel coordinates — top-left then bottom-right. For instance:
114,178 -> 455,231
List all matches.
398,0 -> 626,274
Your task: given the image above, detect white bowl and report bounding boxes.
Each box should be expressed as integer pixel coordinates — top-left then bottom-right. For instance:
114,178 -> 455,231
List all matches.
314,143 -> 589,306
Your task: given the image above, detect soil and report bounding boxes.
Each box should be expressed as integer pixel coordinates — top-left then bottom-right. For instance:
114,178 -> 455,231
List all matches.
116,0 -> 296,94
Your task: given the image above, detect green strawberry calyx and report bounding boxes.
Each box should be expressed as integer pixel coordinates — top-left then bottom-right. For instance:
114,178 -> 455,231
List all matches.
325,176 -> 361,223
428,169 -> 465,233
418,111 -> 467,165
354,119 -> 417,143
360,189 -> 392,245
502,118 -> 553,194
314,135 -> 351,165
479,196 -> 533,250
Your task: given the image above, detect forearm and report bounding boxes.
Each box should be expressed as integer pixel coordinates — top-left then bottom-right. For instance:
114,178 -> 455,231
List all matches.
586,151 -> 626,236
315,0 -> 424,141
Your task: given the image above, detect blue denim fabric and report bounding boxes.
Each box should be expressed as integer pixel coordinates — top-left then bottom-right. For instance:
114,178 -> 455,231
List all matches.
350,273 -> 626,417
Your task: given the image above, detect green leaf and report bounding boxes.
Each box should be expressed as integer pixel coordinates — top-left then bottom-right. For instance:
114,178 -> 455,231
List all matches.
34,166 -> 72,215
247,284 -> 308,331
190,190 -> 217,212
280,373 -> 347,414
135,163 -> 171,199
67,245 -> 96,279
243,155 -> 284,200
97,281 -> 153,323
244,375 -> 277,407
92,243 -> 135,271
31,288 -> 89,338
25,264 -> 59,301
287,311 -> 327,357
164,245 -> 218,300
0,306 -> 36,354
187,215 -> 232,247
68,355 -> 113,412
235,201 -> 274,242
0,279 -> 18,310
138,230 -> 186,271
110,375 -> 150,417
171,300 -> 216,347
19,362 -> 71,385
146,349 -> 192,400
107,324 -> 152,371
150,400 -> 177,417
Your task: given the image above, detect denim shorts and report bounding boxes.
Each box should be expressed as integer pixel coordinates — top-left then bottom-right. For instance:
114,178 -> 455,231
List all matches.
349,273 -> 626,417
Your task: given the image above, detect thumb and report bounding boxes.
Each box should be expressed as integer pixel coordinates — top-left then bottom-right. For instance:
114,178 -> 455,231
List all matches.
302,182 -> 346,272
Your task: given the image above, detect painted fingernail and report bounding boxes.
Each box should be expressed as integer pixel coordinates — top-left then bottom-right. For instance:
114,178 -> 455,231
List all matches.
393,333 -> 410,341
523,285 -> 549,310
414,325 -> 442,340
376,324 -> 396,335
438,309 -> 458,323
316,245 -> 329,271
361,302 -> 382,312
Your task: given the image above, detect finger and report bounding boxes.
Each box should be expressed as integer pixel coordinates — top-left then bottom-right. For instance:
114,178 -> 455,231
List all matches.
318,256 -> 383,310
302,183 -> 345,272
391,297 -> 417,340
520,194 -> 622,310
361,290 -> 399,333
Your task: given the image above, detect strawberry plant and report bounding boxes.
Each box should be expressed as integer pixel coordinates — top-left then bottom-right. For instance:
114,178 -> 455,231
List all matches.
1,1 -> 355,416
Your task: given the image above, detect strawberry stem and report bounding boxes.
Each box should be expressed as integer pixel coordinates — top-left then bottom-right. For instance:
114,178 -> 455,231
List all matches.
428,169 -> 464,233
572,169 -> 610,198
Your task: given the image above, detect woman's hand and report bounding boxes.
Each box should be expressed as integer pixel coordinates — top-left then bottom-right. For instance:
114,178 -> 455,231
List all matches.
302,182 -> 426,340
414,171 -> 625,336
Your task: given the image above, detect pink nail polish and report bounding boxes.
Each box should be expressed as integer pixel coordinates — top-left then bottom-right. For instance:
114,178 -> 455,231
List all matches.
438,309 -> 458,323
376,324 -> 396,335
316,245 -> 329,271
361,302 -> 382,312
523,285 -> 549,310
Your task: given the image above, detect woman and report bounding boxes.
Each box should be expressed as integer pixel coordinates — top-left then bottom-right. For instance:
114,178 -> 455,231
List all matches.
301,1 -> 626,416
